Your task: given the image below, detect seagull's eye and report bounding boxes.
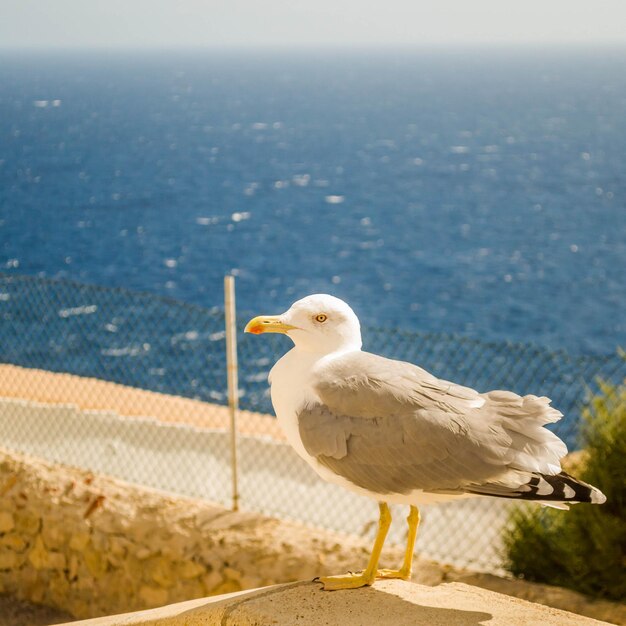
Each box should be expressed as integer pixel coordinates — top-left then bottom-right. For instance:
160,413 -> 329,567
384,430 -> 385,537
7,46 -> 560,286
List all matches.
314,314 -> 328,323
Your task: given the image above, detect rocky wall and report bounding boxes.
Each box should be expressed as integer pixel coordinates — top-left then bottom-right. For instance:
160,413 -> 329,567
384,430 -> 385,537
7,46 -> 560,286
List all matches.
0,447 -> 404,619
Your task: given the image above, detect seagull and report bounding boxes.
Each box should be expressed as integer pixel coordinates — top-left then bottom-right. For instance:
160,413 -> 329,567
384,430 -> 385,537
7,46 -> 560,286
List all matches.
245,294 -> 606,591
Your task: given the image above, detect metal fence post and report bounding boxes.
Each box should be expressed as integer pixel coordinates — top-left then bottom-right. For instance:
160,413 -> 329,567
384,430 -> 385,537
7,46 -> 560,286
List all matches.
224,275 -> 240,511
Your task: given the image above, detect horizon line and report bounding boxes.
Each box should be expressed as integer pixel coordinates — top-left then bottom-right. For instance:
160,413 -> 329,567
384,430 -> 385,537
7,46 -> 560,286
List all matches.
1,41 -> 626,54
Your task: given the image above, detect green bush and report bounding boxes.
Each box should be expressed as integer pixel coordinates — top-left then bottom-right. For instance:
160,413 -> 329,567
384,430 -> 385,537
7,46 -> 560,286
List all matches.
503,377 -> 626,601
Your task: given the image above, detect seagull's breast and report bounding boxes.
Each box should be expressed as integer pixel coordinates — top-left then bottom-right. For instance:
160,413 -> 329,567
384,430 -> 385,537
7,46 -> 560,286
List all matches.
270,348 -> 375,494
269,348 -> 322,461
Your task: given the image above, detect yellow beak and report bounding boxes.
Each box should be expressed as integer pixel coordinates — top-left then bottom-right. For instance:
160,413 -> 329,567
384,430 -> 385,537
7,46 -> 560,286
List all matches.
244,315 -> 297,335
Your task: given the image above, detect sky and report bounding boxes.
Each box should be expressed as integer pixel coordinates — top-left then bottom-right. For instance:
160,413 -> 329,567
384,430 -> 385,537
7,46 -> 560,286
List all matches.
1,0 -> 626,49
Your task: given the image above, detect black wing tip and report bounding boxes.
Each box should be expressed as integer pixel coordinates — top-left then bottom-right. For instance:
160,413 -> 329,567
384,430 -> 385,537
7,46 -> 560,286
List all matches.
548,472 -> 606,504
470,472 -> 606,504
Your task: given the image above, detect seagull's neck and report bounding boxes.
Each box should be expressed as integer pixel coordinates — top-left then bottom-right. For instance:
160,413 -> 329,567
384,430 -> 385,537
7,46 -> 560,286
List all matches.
293,345 -> 361,360
269,344 -> 360,387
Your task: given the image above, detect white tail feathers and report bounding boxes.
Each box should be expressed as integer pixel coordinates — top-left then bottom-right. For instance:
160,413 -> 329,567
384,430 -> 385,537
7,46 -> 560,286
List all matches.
484,390 -> 568,475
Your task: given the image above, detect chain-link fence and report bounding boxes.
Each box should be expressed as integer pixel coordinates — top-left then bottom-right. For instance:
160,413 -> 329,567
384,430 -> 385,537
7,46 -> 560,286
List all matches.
1,273 -> 624,572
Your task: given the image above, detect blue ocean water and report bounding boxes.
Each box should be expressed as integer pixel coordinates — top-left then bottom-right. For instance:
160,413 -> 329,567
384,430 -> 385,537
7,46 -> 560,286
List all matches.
1,49 -> 625,354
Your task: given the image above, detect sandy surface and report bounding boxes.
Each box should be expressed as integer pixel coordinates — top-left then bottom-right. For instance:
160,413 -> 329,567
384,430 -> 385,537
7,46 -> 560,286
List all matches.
57,580 -> 610,626
0,364 -> 285,441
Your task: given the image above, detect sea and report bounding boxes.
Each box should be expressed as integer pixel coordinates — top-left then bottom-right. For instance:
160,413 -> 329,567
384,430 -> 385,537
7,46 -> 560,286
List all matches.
1,48 -> 625,355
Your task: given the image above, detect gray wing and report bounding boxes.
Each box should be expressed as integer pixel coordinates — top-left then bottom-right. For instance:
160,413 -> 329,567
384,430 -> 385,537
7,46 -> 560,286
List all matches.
312,351 -> 485,418
299,403 -> 510,495
298,351 -> 567,497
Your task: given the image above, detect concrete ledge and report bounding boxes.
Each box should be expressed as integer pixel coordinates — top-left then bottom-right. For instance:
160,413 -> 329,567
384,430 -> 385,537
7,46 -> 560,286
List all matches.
58,580 -> 608,626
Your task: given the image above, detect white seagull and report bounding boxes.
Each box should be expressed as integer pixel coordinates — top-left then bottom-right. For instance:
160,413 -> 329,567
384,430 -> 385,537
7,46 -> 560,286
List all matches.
245,294 -> 606,591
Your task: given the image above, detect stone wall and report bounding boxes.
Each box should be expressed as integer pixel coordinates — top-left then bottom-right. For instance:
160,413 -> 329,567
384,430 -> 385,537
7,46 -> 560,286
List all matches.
0,447 -> 405,619
1,448 -> 624,625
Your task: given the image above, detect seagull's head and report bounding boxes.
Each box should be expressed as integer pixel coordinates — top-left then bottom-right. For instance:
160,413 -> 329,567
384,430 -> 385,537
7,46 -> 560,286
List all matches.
245,294 -> 362,353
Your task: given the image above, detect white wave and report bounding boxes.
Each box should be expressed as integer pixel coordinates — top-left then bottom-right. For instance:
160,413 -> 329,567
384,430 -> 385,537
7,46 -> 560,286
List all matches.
171,329 -> 201,343
359,240 -> 384,250
245,372 -> 269,383
58,304 -> 97,318
101,343 -> 150,357
325,195 -> 345,204
196,216 -> 219,226
244,182 -> 259,196
231,212 -> 251,222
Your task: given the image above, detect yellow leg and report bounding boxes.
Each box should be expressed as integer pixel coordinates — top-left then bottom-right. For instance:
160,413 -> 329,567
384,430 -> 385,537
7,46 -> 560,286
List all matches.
378,505 -> 420,580
317,502 -> 391,591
